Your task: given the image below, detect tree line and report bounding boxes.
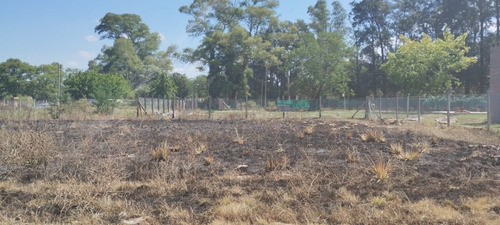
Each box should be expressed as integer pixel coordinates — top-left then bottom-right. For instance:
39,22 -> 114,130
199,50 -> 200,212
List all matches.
1,0 -> 496,113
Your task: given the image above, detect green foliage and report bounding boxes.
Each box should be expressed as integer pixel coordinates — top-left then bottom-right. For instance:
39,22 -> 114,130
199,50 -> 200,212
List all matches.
192,75 -> 208,98
64,71 -> 99,99
291,32 -> 349,98
0,58 -> 36,98
89,73 -> 133,114
381,29 -> 477,95
149,73 -> 176,99
172,73 -> 191,99
94,13 -> 169,91
422,95 -> 487,111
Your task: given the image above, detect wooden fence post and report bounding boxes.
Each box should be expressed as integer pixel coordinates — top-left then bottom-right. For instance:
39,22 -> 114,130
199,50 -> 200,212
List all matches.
319,96 -> 322,118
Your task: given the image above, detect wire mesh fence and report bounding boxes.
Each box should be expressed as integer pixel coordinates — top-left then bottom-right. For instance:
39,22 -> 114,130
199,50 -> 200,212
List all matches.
135,93 -> 487,122
0,93 -> 488,125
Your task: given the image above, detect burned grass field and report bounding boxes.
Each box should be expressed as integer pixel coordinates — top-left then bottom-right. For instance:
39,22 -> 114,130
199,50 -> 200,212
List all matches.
0,118 -> 499,224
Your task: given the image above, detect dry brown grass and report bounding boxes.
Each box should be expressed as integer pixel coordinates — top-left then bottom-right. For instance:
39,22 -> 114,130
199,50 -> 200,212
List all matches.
398,150 -> 421,161
389,142 -> 403,155
204,156 -> 214,166
361,130 -> 385,142
345,130 -> 354,138
0,118 -> 499,224
431,135 -> 439,145
265,154 -> 287,171
304,125 -> 315,135
233,128 -> 245,145
151,141 -> 170,161
370,158 -> 391,180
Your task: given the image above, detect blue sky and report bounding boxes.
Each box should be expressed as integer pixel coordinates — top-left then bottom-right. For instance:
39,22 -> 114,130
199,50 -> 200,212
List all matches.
0,0 -> 351,78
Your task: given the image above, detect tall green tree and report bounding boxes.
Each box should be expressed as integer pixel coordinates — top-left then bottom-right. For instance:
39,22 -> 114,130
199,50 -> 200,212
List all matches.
91,73 -> 133,114
350,0 -> 392,94
0,58 -> 36,98
180,0 -> 281,102
149,73 -> 176,98
172,73 -> 191,99
381,29 -> 476,95
100,38 -> 143,89
291,32 -> 348,101
31,63 -> 65,101
64,70 -> 99,99
95,13 -> 161,60
192,75 -> 209,98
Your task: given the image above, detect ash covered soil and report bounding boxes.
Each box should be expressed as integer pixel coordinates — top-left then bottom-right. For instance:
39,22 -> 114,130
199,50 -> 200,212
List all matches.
1,118 -> 499,224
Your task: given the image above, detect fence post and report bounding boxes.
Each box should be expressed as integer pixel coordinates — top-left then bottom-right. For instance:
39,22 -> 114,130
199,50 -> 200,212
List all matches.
379,96 -> 382,118
172,95 -> 176,119
136,96 -> 139,117
282,96 -> 286,118
418,95 -> 421,123
396,93 -> 399,121
365,96 -> 371,119
488,91 -> 491,131
343,93 -> 346,110
319,96 -> 322,118
447,90 -> 451,127
406,94 -> 410,118
209,97 -> 212,120
150,96 -> 154,114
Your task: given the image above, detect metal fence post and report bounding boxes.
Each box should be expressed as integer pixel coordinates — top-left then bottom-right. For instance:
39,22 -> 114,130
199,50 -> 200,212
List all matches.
447,90 -> 451,127
396,94 -> 399,121
418,95 -> 421,123
379,96 -> 382,118
488,91 -> 491,131
406,94 -> 410,118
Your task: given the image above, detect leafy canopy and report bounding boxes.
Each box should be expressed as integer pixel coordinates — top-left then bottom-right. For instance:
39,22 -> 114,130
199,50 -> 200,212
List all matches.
381,29 -> 476,95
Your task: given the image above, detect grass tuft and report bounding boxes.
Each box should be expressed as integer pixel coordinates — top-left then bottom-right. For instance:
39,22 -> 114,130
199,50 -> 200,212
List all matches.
233,128 -> 245,145
361,130 -> 385,142
151,141 -> 170,161
390,142 -> 403,155
371,158 -> 390,180
265,154 -> 287,171
304,125 -> 315,135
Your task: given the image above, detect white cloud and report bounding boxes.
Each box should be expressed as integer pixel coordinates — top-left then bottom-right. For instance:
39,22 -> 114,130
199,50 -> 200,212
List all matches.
78,50 -> 95,60
85,35 -> 98,42
67,61 -> 79,68
173,62 -> 204,78
159,32 -> 166,41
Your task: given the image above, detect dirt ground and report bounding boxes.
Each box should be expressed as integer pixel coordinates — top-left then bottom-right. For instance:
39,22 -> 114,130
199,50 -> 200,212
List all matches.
0,118 -> 499,224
